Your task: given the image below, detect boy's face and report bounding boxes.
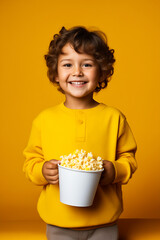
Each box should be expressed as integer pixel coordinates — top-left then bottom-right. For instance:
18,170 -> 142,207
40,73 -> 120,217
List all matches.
55,43 -> 102,101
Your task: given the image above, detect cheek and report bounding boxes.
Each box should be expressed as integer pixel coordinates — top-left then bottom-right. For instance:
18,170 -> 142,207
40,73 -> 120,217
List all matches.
59,71 -> 69,80
56,74 -> 65,83
91,72 -> 100,84
90,68 -> 100,78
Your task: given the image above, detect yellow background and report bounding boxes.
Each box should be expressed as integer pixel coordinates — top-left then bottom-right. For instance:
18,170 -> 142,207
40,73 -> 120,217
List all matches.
0,0 -> 160,221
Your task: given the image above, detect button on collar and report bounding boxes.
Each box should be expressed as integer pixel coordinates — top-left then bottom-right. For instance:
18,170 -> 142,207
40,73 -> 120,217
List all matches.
78,119 -> 84,124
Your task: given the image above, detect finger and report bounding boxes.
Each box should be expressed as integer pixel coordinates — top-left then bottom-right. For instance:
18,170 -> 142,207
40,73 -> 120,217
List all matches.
46,169 -> 58,176
47,176 -> 59,184
46,163 -> 58,169
47,174 -> 59,181
48,160 -> 61,169
50,160 -> 61,165
49,179 -> 59,185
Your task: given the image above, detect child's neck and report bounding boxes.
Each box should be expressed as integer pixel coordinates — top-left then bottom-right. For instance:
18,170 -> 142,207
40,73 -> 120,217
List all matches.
64,97 -> 99,109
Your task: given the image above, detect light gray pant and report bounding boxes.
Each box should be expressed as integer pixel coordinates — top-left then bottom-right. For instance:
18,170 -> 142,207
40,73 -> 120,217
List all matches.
46,224 -> 118,240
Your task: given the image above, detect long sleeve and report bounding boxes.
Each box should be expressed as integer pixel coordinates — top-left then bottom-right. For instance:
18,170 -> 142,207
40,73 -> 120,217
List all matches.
22,103 -> 138,227
23,116 -> 48,186
113,118 -> 137,184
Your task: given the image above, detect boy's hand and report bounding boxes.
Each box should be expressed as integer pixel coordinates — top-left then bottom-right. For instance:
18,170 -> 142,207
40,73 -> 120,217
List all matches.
100,160 -> 115,186
42,160 -> 61,185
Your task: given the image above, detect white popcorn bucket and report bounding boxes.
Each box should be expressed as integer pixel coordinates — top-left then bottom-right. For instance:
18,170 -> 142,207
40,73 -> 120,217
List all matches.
58,165 -> 103,207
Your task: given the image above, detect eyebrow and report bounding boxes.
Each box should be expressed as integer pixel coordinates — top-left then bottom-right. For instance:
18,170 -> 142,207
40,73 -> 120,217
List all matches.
60,51 -> 68,55
59,58 -> 95,63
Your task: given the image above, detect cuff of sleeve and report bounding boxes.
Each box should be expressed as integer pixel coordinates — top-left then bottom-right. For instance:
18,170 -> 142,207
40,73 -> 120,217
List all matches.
112,160 -> 131,184
32,161 -> 48,186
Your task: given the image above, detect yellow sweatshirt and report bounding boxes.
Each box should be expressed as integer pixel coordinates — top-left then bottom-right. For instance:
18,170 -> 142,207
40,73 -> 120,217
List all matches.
23,102 -> 137,228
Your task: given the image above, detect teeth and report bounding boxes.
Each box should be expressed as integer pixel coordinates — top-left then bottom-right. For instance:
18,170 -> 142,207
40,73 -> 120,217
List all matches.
70,82 -> 86,85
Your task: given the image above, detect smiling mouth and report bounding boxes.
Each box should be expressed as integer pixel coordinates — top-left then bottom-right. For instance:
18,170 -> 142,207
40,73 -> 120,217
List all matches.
69,81 -> 87,85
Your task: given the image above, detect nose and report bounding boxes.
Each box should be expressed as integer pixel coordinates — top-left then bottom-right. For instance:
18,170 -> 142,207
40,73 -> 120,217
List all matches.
72,65 -> 83,77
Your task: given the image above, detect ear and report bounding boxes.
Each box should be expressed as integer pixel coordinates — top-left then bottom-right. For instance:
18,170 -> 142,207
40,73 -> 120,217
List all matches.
55,76 -> 59,83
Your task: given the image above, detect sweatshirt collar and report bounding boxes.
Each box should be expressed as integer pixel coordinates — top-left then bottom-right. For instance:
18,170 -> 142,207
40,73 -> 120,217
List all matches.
59,102 -> 106,115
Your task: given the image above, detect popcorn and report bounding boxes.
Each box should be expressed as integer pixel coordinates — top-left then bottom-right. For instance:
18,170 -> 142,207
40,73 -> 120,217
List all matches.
60,149 -> 103,171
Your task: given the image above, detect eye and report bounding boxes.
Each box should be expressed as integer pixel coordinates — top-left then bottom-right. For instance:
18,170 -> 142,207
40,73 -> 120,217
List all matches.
83,63 -> 92,67
63,63 -> 72,67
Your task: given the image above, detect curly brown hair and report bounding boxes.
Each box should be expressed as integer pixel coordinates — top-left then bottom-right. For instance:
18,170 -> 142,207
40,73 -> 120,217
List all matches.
44,26 -> 115,93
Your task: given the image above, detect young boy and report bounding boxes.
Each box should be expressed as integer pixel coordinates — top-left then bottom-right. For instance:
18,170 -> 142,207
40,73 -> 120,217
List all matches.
23,26 -> 137,240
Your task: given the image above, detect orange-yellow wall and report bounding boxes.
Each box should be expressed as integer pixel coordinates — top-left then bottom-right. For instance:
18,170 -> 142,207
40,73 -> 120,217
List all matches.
1,0 -> 160,221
